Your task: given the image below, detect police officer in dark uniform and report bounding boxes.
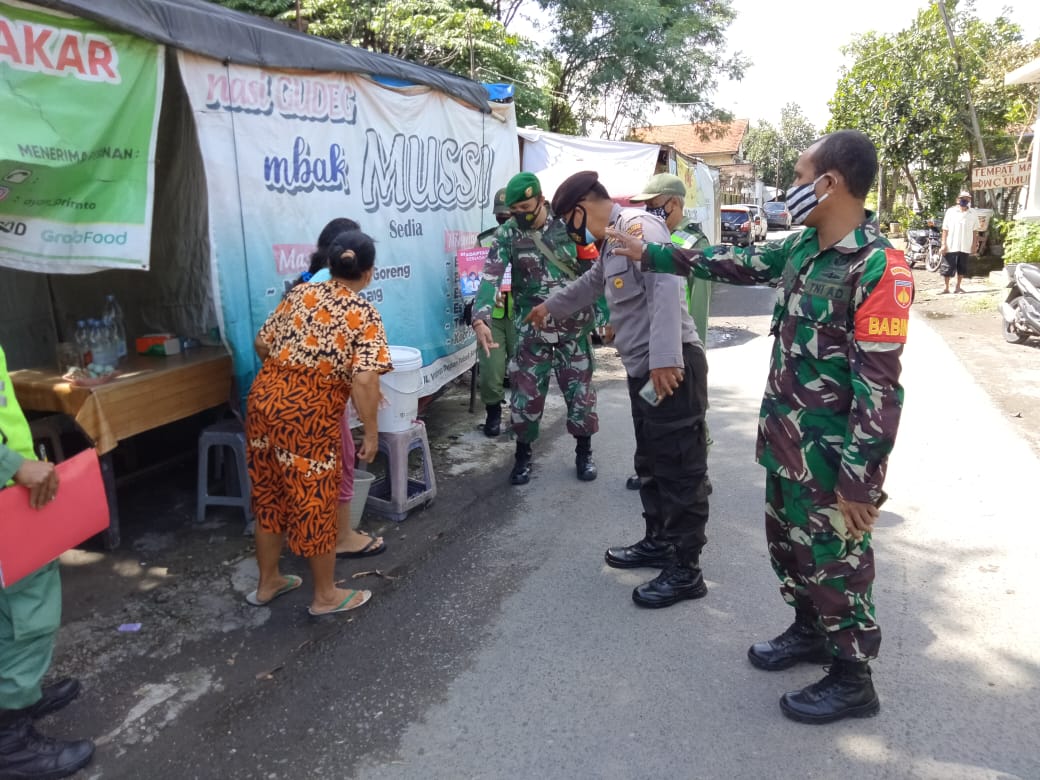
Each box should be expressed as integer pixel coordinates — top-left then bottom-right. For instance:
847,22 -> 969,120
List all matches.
529,171 -> 712,609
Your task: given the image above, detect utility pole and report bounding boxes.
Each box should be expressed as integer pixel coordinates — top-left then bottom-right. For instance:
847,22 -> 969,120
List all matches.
295,0 -> 302,32
937,0 -> 988,169
775,141 -> 781,193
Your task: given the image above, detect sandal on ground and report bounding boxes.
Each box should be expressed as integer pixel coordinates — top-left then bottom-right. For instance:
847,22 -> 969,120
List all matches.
335,534 -> 386,559
245,575 -> 303,606
307,589 -> 372,616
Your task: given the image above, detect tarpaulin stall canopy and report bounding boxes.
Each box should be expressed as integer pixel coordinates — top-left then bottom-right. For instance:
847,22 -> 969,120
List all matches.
0,0 -> 519,400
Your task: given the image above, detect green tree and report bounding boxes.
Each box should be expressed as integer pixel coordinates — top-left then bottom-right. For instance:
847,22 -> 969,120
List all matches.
744,104 -> 818,194
829,2 -> 1038,218
534,0 -> 747,136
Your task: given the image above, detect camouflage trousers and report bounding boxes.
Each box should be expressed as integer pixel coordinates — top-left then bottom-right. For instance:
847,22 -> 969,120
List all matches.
765,473 -> 880,662
509,332 -> 598,443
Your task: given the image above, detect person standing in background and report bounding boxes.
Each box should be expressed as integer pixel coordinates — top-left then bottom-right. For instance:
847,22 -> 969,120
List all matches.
939,190 -> 981,295
475,188 -> 518,437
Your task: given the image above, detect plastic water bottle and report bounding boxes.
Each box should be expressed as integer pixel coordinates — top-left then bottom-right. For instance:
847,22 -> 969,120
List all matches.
88,319 -> 117,370
74,320 -> 91,368
103,294 -> 127,360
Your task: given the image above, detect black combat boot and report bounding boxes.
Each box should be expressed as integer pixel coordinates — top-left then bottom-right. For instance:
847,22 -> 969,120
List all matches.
779,658 -> 880,724
574,436 -> 597,481
482,403 -> 502,437
0,714 -> 95,780
747,611 -> 831,671
625,474 -> 641,490
632,561 -> 707,608
27,679 -> 81,720
605,537 -> 676,569
510,441 -> 532,485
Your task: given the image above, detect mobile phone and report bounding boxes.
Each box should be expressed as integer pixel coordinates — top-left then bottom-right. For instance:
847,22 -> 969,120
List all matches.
638,378 -> 661,406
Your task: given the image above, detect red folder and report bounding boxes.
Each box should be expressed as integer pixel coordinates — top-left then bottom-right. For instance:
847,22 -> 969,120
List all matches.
0,448 -> 109,588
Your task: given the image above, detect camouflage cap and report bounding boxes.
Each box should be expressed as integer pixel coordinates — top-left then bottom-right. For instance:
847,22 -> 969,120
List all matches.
505,172 -> 541,205
629,173 -> 686,202
493,187 -> 510,216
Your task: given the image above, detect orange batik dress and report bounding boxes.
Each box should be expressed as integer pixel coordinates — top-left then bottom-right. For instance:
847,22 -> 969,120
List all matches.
246,282 -> 393,557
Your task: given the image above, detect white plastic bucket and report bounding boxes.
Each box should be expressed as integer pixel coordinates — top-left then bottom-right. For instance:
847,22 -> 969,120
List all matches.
349,470 -> 375,529
377,346 -> 424,433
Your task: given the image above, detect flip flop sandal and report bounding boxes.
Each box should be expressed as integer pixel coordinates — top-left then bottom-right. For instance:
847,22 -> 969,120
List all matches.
245,575 -> 303,606
335,534 -> 386,559
307,589 -> 372,616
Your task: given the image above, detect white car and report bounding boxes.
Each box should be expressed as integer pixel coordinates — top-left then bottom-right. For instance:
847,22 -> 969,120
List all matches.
736,204 -> 768,242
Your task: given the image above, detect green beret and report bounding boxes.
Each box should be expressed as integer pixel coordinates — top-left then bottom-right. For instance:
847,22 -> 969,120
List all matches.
505,172 -> 541,206
493,187 -> 510,216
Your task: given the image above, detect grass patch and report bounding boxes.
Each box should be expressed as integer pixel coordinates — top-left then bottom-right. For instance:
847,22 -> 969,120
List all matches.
963,292 -> 1001,313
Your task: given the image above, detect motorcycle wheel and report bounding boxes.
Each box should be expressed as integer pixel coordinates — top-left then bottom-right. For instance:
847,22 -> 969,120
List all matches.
1003,296 -> 1030,344
925,245 -> 943,273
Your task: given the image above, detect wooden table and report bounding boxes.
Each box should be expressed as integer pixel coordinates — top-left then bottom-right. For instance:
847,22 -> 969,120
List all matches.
11,346 -> 234,547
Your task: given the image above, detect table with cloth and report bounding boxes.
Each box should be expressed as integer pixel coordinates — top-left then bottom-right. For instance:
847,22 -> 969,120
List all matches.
10,346 -> 234,547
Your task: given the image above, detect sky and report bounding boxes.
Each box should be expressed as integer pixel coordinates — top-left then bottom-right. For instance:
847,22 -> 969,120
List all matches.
649,0 -> 1040,132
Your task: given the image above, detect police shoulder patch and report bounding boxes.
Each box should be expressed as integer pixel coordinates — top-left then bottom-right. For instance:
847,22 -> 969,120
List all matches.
854,248 -> 914,344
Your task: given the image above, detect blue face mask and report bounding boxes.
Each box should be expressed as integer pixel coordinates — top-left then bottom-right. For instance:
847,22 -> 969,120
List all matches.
583,228 -> 596,245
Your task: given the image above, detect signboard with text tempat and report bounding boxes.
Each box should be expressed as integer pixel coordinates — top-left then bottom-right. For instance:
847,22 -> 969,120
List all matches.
0,1 -> 163,273
972,160 -> 1033,191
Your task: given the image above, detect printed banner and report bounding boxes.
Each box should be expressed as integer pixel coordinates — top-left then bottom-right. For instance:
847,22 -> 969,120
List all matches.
0,1 -> 163,272
177,52 -> 519,397
457,247 -> 490,297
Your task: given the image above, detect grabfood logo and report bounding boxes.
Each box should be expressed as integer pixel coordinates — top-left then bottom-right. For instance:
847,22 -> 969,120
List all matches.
42,229 -> 127,245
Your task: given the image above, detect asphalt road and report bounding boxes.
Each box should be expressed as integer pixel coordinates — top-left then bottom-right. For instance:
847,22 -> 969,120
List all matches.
60,274 -> 1040,779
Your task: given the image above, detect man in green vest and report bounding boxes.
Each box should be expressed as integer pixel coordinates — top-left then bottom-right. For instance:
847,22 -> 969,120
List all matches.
474,188 -> 518,437
0,343 -> 94,778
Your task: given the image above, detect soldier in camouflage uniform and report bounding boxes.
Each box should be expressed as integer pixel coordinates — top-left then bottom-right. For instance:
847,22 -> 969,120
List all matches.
472,172 -> 600,485
608,130 -> 913,724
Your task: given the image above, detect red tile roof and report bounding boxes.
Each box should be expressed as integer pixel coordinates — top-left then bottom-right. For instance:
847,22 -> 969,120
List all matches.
631,119 -> 749,158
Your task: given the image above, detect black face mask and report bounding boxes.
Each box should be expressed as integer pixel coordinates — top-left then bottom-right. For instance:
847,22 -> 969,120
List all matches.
958,198 -> 970,207
511,200 -> 542,228
565,205 -> 588,244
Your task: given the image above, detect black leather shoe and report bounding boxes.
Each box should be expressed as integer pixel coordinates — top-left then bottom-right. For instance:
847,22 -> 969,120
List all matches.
605,537 -> 676,569
625,474 -> 641,490
779,659 -> 880,724
510,442 -> 532,485
482,404 -> 501,437
0,717 -> 94,780
747,620 -> 831,671
575,451 -> 597,481
27,679 -> 81,721
632,564 -> 707,608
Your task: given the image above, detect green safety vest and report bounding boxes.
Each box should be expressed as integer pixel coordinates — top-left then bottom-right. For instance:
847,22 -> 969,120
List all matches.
0,343 -> 35,467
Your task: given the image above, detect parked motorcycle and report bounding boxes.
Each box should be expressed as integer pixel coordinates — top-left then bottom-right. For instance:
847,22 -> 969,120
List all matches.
1000,262 -> 1040,345
905,217 -> 943,271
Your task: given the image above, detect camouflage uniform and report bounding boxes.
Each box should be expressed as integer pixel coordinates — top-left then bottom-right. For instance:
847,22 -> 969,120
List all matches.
473,213 -> 599,443
642,214 -> 913,661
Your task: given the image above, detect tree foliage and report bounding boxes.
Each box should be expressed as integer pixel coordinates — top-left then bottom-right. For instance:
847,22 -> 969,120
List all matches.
534,0 -> 746,137
828,1 -> 1039,219
209,0 -> 746,137
743,103 -> 818,193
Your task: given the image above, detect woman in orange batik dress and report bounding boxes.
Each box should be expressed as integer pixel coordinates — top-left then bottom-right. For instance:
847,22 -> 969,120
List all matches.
245,229 -> 393,617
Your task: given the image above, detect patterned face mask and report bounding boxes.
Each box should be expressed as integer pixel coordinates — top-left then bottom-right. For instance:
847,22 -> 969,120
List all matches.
565,205 -> 588,244
787,174 -> 830,225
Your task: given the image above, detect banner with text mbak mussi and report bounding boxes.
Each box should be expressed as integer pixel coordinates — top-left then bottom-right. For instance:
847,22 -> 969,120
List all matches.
177,52 -> 519,398
0,1 -> 163,273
